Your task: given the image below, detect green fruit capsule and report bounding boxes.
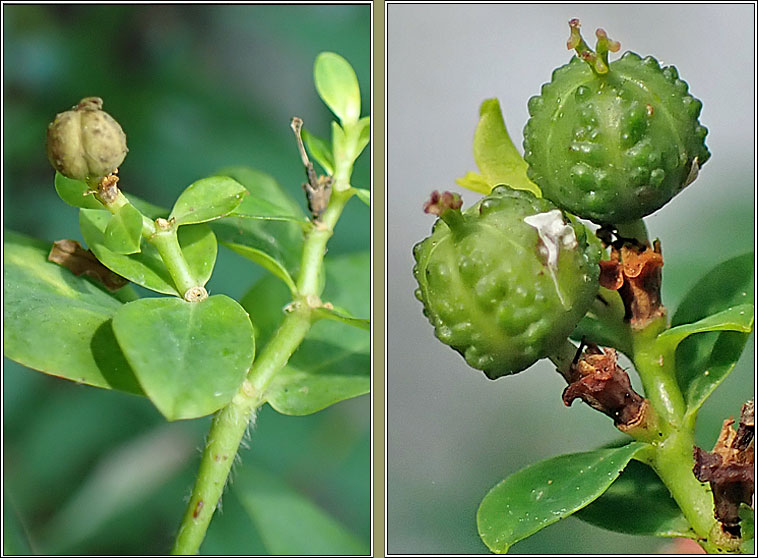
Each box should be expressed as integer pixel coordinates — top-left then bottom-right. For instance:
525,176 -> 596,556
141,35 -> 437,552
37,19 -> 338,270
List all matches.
523,20 -> 710,224
413,186 -> 601,379
46,97 -> 128,182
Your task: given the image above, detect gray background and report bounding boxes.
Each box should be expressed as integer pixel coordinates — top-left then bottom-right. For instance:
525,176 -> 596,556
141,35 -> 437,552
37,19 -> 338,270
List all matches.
387,3 -> 755,554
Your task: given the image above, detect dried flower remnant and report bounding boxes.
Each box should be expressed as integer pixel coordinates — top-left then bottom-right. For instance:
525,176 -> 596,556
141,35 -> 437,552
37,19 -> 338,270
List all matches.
48,239 -> 128,291
291,117 -> 333,220
598,234 -> 664,329
423,190 -> 463,217
693,401 -> 755,537
562,342 -> 651,432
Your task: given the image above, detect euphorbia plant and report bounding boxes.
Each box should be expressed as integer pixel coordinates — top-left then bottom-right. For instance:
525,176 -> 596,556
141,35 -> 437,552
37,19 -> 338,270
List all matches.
4,52 -> 370,554
414,20 -> 754,554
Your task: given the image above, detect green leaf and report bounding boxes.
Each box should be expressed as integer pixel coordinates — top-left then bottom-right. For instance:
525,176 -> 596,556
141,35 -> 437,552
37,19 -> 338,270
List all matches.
332,121 -> 347,164
242,252 -> 370,416
455,170 -> 493,194
314,51 -> 361,125
353,188 -> 370,207
460,98 -> 541,197
233,464 -> 368,555
212,167 -> 305,287
169,176 -> 248,226
740,505 -> 754,554
353,115 -> 370,159
266,253 -> 369,416
179,225 -> 219,288
124,193 -> 168,220
313,306 -> 370,331
224,242 -> 298,295
217,166 -> 306,220
3,494 -> 34,555
572,289 -> 633,357
40,423 -> 194,552
240,271 -> 292,349
575,459 -> 695,538
112,295 -> 255,420
302,128 -> 335,175
265,337 -> 369,416
477,443 -> 645,554
80,209 -> 217,296
231,196 -> 308,224
658,304 -> 754,351
671,253 -> 755,415
104,203 -> 143,254
3,231 -> 142,394
54,172 -> 103,209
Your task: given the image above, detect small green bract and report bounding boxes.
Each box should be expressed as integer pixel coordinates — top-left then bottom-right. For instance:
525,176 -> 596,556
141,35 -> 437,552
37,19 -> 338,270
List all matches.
523,23 -> 710,225
413,186 -> 601,379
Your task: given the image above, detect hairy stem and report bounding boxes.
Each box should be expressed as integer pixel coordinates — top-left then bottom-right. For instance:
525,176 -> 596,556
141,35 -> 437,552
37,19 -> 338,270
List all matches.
171,137 -> 359,555
170,307 -> 312,555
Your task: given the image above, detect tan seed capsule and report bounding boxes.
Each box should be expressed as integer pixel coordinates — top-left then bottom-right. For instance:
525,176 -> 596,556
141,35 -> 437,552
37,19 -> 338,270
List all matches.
46,96 -> 128,181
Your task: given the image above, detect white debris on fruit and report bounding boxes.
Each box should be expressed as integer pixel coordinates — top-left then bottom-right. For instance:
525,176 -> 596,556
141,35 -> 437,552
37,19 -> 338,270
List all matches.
524,209 -> 577,308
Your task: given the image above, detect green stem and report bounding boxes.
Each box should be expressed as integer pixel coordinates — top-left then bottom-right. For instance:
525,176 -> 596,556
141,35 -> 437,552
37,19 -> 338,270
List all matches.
170,307 -> 312,555
646,428 -> 716,542
93,183 -> 202,299
631,315 -> 686,429
171,126 -> 361,555
149,229 -> 199,299
296,188 -> 352,295
631,316 -> 725,551
547,338 -> 578,382
615,218 -> 649,244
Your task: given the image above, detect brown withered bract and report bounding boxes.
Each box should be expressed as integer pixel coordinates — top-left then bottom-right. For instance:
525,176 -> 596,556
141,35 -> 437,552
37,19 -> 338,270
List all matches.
598,233 -> 665,329
48,239 -> 128,291
562,342 -> 648,430
693,401 -> 755,537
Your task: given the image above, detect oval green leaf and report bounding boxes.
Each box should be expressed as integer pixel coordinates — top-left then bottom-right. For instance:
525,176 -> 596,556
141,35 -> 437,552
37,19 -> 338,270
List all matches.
217,166 -> 306,220
212,167 -> 305,285
232,464 -> 368,555
54,172 -> 103,209
169,176 -> 248,226
179,224 -> 219,288
241,251 -> 370,416
224,242 -> 297,296
572,289 -> 633,357
658,304 -> 753,351
313,306 -> 370,330
112,295 -> 255,420
457,98 -> 541,196
104,203 -> 143,254
80,209 -> 217,296
302,128 -> 334,175
353,187 -> 370,207
124,193 -> 168,220
477,443 -> 645,554
355,115 -> 370,156
266,252 -> 369,415
575,459 -> 695,538
3,231 -> 142,394
455,171 -> 492,195
314,52 -> 361,125
4,493 -> 34,555
671,253 -> 754,415
740,505 -> 754,554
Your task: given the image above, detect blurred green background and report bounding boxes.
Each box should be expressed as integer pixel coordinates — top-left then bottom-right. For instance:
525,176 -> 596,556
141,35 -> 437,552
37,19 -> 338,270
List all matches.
3,4 -> 370,555
387,4 -> 754,555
